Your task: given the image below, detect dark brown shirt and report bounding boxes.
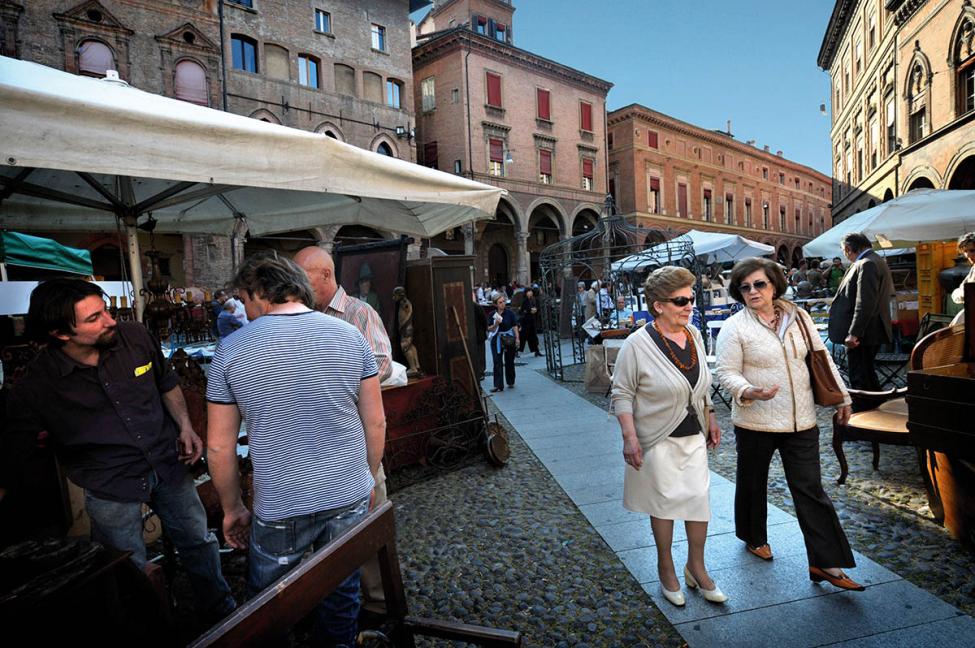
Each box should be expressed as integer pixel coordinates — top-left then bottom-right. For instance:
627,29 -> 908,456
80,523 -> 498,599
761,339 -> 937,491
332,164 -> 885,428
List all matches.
646,325 -> 702,438
3,322 -> 185,502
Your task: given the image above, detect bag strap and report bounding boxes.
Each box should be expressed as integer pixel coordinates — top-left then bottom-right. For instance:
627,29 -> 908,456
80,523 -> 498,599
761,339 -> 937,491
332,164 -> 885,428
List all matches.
794,308 -> 815,351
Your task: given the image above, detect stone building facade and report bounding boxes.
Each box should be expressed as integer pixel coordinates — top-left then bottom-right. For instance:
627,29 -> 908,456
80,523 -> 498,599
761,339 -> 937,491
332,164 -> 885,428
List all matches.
413,0 -> 612,286
608,104 -> 833,267
819,0 -> 975,225
0,0 -> 424,287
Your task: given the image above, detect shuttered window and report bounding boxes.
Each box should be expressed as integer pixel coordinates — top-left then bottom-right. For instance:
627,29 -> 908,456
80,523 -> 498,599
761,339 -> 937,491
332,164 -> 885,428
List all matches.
539,149 -> 552,174
78,40 -> 114,77
580,101 -> 593,131
677,183 -> 688,216
486,72 -> 502,107
490,138 -> 504,162
537,88 -> 551,120
583,159 -> 594,179
649,177 -> 660,191
648,131 -> 658,148
174,60 -> 208,105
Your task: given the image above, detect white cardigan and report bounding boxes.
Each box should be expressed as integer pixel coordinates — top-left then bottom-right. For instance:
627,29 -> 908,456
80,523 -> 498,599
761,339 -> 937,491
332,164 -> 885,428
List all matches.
611,325 -> 712,449
714,301 -> 850,433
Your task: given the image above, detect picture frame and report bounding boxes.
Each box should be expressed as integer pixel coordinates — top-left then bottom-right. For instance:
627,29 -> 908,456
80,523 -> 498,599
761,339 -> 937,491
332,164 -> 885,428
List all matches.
333,237 -> 409,338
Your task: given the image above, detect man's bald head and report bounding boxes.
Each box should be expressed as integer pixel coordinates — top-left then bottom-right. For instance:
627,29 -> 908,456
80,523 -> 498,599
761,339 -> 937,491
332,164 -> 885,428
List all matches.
294,246 -> 337,309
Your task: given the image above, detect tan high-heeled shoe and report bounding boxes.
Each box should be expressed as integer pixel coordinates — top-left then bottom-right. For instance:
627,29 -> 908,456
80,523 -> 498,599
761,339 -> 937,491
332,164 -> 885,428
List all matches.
684,566 -> 728,603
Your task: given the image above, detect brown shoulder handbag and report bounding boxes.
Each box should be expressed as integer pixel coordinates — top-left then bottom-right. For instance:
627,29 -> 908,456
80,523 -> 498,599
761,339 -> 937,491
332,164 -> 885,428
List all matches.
795,310 -> 845,406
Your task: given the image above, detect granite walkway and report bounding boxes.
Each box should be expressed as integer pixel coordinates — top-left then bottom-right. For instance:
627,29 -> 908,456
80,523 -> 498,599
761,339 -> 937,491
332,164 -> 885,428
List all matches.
482,348 -> 975,648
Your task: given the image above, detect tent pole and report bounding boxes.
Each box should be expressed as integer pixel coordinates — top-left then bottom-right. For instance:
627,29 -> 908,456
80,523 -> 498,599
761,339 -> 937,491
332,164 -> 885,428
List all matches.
124,218 -> 146,321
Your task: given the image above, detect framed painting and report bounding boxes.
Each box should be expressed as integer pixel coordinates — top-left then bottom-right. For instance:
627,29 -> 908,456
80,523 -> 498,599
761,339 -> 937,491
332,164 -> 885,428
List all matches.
333,237 -> 408,337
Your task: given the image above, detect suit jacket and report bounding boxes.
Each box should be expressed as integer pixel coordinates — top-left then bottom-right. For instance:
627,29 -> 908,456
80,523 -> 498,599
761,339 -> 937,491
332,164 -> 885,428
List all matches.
828,250 -> 894,346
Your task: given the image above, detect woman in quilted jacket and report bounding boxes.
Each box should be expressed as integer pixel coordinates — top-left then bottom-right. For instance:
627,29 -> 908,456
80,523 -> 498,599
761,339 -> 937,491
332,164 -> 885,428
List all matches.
715,257 -> 863,591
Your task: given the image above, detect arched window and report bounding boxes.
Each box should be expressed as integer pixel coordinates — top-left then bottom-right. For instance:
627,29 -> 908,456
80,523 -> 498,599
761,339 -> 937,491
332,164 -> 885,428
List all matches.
904,48 -> 932,144
78,39 -> 114,77
386,78 -> 403,108
951,10 -> 975,116
376,142 -> 393,156
334,63 -> 356,96
265,44 -> 290,81
231,34 -> 258,73
174,60 -> 208,106
298,54 -> 320,88
363,71 -> 383,103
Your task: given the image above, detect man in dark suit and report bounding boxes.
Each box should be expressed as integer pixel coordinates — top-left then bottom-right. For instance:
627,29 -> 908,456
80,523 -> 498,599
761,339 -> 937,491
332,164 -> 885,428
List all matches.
828,232 -> 895,391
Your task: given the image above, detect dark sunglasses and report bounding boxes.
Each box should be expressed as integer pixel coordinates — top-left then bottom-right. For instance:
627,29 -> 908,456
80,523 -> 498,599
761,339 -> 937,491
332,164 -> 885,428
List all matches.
739,280 -> 770,293
662,295 -> 695,307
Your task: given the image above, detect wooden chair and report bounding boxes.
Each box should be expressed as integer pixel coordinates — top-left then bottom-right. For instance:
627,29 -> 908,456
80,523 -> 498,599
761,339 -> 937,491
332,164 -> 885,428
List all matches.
830,323 -> 965,485
190,501 -> 522,648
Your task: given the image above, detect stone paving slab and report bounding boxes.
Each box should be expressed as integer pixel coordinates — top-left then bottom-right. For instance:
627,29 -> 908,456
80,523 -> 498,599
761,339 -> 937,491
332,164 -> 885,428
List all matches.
674,579 -> 966,648
484,345 -> 973,647
643,551 -> 902,625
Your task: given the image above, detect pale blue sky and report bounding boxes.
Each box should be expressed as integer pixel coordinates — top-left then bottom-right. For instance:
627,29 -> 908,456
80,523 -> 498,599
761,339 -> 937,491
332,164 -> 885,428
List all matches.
414,1 -> 835,176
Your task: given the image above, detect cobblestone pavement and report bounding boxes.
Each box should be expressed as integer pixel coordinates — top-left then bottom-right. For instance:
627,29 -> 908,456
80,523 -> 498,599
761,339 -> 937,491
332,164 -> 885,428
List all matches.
390,398 -> 688,648
552,363 -> 975,618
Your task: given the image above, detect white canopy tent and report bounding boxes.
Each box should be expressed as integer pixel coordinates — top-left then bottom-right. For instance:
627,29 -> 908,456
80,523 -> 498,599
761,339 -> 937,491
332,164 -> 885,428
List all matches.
0,56 -> 504,315
802,189 -> 975,258
612,229 -> 774,272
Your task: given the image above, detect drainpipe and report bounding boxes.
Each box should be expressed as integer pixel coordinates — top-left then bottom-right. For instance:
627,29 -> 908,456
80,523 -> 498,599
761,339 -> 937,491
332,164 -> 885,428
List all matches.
464,33 -> 473,180
218,0 -> 228,112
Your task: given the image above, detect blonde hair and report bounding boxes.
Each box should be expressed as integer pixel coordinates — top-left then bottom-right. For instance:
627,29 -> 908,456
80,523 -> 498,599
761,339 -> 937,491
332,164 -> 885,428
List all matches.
643,266 -> 695,315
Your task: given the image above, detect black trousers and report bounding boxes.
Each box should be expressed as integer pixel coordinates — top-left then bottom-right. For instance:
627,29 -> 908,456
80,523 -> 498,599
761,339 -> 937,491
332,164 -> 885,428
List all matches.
735,426 -> 855,568
492,343 -> 516,389
846,344 -> 880,391
519,318 -> 539,354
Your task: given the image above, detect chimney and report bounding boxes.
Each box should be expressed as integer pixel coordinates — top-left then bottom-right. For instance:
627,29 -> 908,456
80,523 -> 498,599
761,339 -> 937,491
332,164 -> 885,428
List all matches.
726,119 -> 732,135
776,150 -> 783,157
763,145 -> 770,152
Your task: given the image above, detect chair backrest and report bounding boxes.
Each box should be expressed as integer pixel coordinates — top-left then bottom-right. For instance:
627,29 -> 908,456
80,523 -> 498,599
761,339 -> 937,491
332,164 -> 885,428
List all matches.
910,323 -> 966,370
917,312 -> 955,339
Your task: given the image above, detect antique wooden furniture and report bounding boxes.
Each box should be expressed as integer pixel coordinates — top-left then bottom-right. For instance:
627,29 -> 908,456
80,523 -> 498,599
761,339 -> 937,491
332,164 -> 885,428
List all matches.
907,316 -> 974,548
831,387 -> 910,485
190,502 -> 522,647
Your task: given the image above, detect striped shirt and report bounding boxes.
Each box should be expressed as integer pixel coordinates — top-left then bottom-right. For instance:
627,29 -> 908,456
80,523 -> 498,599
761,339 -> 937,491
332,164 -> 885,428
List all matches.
206,310 -> 378,521
325,285 -> 392,382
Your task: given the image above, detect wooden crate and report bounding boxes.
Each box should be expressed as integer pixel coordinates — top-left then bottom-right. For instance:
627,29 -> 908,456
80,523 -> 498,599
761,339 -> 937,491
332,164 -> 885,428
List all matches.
916,241 -> 957,318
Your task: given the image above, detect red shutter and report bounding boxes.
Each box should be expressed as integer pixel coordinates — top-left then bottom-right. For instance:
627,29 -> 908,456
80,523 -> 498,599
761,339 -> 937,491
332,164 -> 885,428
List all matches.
726,192 -> 734,200
649,177 -> 660,191
678,183 -> 688,216
580,102 -> 592,131
539,149 -> 552,175
648,131 -> 658,148
486,72 -> 502,107
582,158 -> 594,179
703,189 -> 712,199
489,138 -> 504,162
537,88 -> 550,120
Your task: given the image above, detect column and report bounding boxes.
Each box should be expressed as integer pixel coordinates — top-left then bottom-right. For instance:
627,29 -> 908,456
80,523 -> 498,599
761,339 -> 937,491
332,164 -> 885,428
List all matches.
462,222 -> 475,256
515,230 -> 529,285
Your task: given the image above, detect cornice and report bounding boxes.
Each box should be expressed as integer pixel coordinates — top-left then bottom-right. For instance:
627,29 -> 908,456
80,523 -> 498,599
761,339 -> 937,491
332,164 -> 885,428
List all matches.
818,0 -> 857,70
413,27 -> 613,95
890,0 -> 928,26
608,104 -> 832,185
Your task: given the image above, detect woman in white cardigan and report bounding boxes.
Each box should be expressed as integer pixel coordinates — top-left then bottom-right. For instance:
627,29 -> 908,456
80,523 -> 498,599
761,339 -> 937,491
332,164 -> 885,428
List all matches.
715,257 -> 863,592
611,267 -> 724,607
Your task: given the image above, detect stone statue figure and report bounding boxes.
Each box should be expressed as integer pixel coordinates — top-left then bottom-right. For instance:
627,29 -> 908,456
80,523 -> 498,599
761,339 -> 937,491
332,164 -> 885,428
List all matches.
392,286 -> 423,377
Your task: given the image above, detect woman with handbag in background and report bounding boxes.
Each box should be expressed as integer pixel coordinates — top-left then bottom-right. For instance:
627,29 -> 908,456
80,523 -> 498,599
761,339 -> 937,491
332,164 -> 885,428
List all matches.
487,293 -> 519,393
714,257 -> 863,591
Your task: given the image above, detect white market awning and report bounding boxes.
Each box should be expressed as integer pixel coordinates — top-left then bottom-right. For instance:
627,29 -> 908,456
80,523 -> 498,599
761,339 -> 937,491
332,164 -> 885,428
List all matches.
0,56 -> 504,239
612,229 -> 774,272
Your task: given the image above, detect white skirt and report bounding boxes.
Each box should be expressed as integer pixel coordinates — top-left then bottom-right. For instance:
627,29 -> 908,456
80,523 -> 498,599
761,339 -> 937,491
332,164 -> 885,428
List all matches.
623,433 -> 710,521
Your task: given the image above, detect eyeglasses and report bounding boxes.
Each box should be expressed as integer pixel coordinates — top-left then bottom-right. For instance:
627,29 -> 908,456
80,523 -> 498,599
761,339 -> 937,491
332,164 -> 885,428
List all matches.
662,295 -> 695,307
739,280 -> 770,293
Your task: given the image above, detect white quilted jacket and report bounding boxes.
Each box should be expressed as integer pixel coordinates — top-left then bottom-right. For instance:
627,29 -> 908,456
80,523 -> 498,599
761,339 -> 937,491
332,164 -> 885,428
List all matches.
714,301 -> 851,433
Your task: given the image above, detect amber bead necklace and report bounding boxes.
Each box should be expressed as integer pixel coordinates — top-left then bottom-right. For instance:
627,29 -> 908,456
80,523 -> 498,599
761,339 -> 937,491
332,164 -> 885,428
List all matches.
652,320 -> 697,370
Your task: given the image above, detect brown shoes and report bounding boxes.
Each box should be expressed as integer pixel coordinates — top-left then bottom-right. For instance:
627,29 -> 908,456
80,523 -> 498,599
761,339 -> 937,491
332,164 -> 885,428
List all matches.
746,543 -> 773,560
809,566 -> 865,591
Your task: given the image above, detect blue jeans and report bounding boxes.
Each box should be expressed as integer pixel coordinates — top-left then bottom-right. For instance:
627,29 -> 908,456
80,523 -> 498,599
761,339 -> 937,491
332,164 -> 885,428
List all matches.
85,471 -> 236,619
248,498 -> 370,647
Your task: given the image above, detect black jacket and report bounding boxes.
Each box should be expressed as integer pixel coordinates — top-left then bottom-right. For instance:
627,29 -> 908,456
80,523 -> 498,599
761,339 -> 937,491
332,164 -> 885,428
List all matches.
828,250 -> 894,346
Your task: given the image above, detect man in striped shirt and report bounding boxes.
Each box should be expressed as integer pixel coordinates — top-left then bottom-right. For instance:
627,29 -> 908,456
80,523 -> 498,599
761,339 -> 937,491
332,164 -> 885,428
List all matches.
295,245 -> 392,616
207,254 -> 386,646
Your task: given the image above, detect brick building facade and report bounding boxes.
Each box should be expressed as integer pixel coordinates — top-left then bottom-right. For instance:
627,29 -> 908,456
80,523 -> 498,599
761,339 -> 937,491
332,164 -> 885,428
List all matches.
413,0 -> 611,286
819,0 -> 975,225
608,104 -> 833,266
0,0 -> 424,287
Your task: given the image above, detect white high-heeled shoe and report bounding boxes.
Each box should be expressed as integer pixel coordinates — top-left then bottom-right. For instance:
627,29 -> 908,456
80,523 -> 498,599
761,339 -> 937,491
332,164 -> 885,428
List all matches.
684,566 -> 728,603
660,583 -> 685,607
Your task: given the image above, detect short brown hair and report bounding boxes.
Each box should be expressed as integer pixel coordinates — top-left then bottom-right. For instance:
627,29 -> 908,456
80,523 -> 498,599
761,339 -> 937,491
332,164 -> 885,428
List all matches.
957,232 -> 975,252
643,266 -> 695,315
231,253 -> 315,308
728,257 -> 788,303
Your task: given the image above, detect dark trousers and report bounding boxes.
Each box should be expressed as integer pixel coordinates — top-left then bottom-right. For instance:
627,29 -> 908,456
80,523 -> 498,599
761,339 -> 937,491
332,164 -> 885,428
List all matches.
735,426 -> 855,568
519,319 -> 539,354
492,343 -> 516,389
847,344 -> 880,391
